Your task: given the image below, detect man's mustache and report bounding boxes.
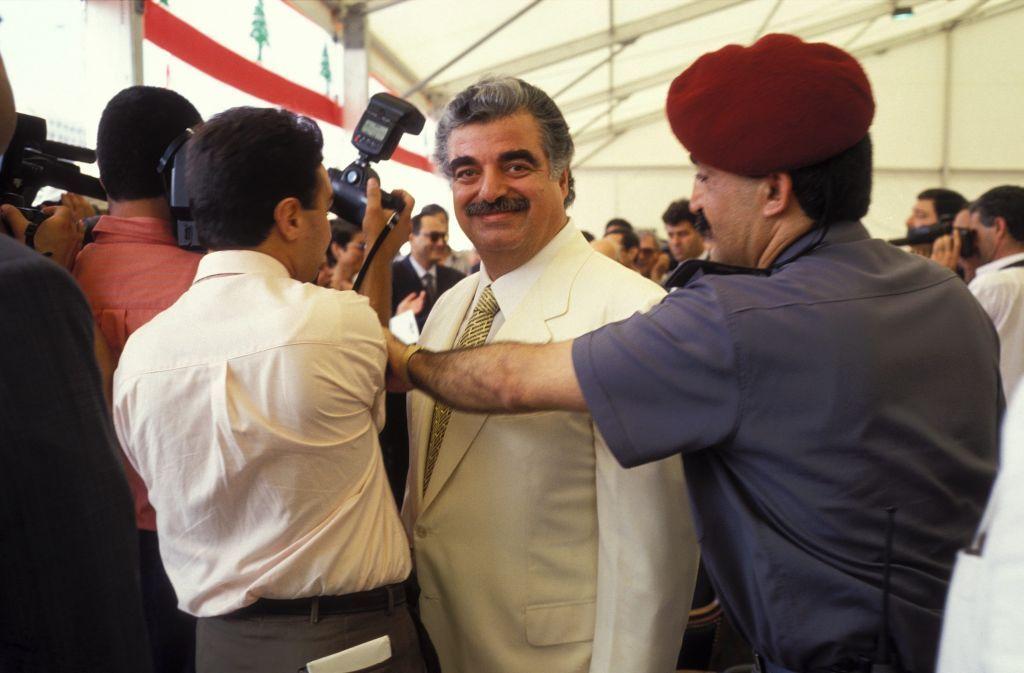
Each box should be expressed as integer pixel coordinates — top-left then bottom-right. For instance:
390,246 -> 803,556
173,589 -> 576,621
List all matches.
694,210 -> 712,238
465,196 -> 530,216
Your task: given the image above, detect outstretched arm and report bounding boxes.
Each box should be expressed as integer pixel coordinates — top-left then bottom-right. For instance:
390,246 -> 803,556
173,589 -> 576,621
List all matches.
389,331 -> 588,414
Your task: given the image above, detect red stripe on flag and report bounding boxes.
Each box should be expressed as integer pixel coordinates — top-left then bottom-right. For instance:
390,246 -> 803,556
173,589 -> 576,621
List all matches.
393,146 -> 433,173
142,0 -> 434,173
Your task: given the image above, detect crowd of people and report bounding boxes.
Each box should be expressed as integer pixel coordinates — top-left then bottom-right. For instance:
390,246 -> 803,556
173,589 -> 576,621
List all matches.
1,30 -> 1021,673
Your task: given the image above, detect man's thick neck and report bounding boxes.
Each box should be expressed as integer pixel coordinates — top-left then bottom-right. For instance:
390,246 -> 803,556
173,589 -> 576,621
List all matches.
755,213 -> 815,269
108,197 -> 172,221
481,219 -> 568,281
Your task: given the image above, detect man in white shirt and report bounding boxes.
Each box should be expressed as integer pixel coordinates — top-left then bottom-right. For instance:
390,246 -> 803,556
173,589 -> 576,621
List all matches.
963,186 -> 1024,398
402,76 -> 697,673
113,107 -> 424,673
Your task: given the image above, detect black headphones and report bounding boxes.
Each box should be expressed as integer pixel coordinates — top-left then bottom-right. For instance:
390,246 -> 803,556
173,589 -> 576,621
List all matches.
157,128 -> 204,251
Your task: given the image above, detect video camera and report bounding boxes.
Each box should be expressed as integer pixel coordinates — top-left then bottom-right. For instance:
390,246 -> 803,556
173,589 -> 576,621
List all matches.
0,113 -> 105,227
887,214 -> 977,258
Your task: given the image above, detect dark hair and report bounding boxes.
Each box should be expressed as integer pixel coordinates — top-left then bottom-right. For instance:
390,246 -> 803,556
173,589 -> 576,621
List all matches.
789,134 -> 873,224
187,107 -> 324,249
605,217 -> 633,234
96,86 -> 201,201
617,229 -> 639,251
325,221 -> 361,266
435,76 -> 575,208
412,207 -> 450,235
420,203 -> 449,221
918,187 -> 967,221
662,199 -> 695,227
970,185 -> 1024,242
581,230 -> 595,243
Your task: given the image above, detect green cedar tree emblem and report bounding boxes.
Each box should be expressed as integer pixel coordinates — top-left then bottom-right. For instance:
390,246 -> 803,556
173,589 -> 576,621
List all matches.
251,0 -> 270,62
320,45 -> 332,94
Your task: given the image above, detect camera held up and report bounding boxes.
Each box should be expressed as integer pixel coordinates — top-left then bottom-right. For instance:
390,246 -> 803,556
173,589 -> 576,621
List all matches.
887,213 -> 977,258
0,113 -> 105,231
330,92 -> 425,225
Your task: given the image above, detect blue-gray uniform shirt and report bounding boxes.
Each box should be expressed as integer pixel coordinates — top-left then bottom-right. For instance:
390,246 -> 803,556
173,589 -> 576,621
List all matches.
572,222 -> 1000,673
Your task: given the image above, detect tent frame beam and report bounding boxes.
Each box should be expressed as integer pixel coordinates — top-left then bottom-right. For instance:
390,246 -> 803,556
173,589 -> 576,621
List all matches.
404,0 -> 545,97
572,0 -> 1023,150
561,0 -> 935,116
428,0 -> 751,97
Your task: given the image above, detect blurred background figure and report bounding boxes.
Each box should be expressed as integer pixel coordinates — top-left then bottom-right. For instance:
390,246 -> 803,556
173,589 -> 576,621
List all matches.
603,217 -> 632,236
662,198 -> 708,266
905,187 -> 967,256
604,227 -> 639,268
634,228 -> 670,282
316,220 -> 365,290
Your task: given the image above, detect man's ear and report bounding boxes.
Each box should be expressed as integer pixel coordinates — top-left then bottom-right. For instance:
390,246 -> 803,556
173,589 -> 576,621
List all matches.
993,215 -> 1009,242
273,197 -> 303,242
761,172 -> 793,218
558,167 -> 570,200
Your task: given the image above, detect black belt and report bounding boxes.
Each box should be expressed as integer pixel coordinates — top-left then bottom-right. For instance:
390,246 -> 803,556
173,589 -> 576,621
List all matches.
228,583 -> 405,622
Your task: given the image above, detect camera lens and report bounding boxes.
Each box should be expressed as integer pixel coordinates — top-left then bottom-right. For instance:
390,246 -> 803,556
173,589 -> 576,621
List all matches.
344,169 -> 360,184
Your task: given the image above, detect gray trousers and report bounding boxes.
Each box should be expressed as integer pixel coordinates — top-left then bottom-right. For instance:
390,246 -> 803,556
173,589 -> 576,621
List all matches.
196,603 -> 426,673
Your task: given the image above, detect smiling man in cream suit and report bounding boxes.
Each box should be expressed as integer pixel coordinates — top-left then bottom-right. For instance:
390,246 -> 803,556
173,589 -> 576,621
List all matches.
402,77 -> 697,673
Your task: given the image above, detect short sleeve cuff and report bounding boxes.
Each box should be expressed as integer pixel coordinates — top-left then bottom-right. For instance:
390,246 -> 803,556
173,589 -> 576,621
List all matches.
573,331 -> 645,469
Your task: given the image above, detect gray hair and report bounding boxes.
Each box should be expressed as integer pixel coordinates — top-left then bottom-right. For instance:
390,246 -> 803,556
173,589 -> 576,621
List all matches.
434,76 -> 575,207
635,228 -> 664,249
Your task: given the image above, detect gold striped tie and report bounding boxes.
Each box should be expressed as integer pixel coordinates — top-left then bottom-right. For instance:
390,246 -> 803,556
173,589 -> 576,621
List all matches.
422,286 -> 500,495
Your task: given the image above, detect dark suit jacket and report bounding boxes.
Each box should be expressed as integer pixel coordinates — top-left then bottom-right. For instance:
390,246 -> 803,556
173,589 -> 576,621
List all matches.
0,236 -> 152,673
391,256 -> 465,331
381,258 -> 464,505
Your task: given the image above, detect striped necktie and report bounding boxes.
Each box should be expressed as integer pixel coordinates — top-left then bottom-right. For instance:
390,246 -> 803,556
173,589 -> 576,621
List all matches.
422,272 -> 437,301
422,285 -> 500,495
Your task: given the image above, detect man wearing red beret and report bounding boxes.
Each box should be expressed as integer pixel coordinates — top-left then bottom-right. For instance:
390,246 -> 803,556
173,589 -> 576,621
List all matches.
388,34 -> 999,673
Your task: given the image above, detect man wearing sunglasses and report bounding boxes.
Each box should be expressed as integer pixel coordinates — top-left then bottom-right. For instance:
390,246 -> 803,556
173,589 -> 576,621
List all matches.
392,206 -> 466,332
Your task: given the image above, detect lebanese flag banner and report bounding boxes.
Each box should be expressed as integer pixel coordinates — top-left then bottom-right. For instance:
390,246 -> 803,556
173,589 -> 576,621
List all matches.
142,0 -> 431,173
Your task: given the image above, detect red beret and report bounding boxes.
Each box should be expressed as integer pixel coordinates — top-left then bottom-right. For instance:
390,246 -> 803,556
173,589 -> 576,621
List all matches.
666,33 -> 874,176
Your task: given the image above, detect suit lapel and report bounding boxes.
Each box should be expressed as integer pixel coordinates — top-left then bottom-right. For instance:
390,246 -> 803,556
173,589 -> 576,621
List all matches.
421,234 -> 594,511
415,278 -> 478,513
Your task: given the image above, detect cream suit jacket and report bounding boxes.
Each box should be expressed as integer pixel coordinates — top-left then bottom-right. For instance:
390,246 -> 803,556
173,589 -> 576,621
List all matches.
404,232 -> 699,673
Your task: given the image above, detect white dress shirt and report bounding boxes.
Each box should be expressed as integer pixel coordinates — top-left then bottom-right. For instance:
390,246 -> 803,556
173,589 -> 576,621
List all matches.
408,255 -> 436,292
969,251 -> 1024,398
470,219 -> 580,339
938,385 -> 1024,672
113,251 -> 411,617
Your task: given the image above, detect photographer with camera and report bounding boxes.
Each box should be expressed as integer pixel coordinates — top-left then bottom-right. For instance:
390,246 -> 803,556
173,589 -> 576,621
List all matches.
904,187 -> 968,257
935,186 -> 1024,398
112,106 -> 423,673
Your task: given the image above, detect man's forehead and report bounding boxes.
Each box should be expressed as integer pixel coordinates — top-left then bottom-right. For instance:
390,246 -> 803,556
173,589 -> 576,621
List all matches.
420,213 -> 448,231
447,112 -> 545,161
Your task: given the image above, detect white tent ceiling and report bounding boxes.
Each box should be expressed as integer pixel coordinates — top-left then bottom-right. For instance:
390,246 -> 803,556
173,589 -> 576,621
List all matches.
293,0 -> 1024,238
301,0 -> 1021,146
